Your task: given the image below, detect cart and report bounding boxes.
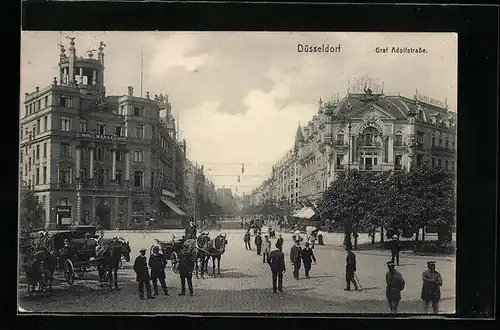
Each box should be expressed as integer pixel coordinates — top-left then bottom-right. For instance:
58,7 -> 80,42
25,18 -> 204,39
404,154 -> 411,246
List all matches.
152,237 -> 186,274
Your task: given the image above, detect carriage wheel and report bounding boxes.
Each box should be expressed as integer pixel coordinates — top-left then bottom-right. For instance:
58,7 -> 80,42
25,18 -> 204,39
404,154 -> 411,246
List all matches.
171,251 -> 179,274
64,259 -> 75,285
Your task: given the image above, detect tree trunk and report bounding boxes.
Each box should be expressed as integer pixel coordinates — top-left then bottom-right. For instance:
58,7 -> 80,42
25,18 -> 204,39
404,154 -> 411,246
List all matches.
422,227 -> 425,241
371,227 -> 376,245
415,230 -> 419,242
380,227 -> 384,243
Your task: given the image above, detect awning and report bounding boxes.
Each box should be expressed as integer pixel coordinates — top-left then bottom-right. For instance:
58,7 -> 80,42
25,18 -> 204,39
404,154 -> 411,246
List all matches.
295,207 -> 315,219
292,207 -> 306,217
160,197 -> 187,216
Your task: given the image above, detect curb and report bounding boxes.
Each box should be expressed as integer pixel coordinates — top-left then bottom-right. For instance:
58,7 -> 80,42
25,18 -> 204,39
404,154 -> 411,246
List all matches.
333,247 -> 455,262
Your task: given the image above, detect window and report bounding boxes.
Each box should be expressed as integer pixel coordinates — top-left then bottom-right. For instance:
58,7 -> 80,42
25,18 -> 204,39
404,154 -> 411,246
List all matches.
43,166 -> 47,184
59,95 -> 72,107
25,163 -> 28,174
36,119 -> 40,134
116,170 -> 122,184
28,158 -> 32,171
451,161 -> 455,171
152,126 -> 155,140
20,128 -> 23,140
134,170 -> 143,187
43,143 -> 47,158
452,141 -> 455,150
36,145 -> 39,159
438,159 -> 442,167
60,143 -> 71,158
151,171 -> 155,187
32,125 -> 36,138
96,169 -> 104,186
336,155 -> 344,168
44,96 -> 49,108
135,125 -> 144,139
416,131 -> 424,144
445,140 -> 449,149
439,139 -> 442,146
24,106 -> 28,117
134,106 -> 142,116
395,155 -> 402,169
43,116 -> 48,131
120,105 -> 125,116
432,137 -> 436,147
81,168 -> 87,183
336,134 -> 344,145
35,167 -> 39,184
60,116 -> 71,131
97,123 -> 106,135
445,160 -> 449,170
133,150 -> 144,162
96,147 -> 105,161
59,167 -> 71,185
115,150 -> 122,162
431,158 -> 435,166
37,100 -> 41,111
80,119 -> 88,132
20,152 -> 23,164
115,125 -> 122,136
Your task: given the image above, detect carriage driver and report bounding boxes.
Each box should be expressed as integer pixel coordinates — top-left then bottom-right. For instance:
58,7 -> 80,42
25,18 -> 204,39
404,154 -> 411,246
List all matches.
59,239 -> 74,269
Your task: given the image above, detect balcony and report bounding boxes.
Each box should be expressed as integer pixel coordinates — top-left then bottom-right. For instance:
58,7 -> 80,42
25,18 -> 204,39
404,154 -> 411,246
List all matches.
77,132 -> 128,142
431,145 -> 455,154
394,165 -> 406,172
358,164 -> 382,171
359,140 -> 382,148
333,141 -> 348,149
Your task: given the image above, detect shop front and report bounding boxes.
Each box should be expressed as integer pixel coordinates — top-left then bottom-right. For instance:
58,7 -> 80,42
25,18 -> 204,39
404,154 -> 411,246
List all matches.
159,194 -> 188,229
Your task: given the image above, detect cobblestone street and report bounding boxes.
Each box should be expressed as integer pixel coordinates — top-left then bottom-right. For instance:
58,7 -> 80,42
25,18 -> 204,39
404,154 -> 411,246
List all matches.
19,230 -> 455,314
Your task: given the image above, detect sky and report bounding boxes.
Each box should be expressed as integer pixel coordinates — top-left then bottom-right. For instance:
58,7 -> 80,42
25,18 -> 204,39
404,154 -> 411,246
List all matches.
20,32 -> 457,196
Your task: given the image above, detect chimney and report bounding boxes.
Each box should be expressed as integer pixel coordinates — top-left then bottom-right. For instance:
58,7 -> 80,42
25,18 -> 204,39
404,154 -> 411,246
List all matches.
36,86 -> 39,93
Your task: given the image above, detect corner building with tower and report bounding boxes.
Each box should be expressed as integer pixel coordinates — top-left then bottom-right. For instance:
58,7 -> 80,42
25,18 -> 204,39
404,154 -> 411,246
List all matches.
19,38 -> 187,230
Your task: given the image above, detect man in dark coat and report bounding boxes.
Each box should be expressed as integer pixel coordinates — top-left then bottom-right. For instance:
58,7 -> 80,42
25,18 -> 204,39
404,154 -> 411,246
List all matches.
244,231 -> 251,250
385,260 -> 405,313
290,240 -> 302,279
185,219 -> 197,240
148,246 -> 169,296
345,247 -> 359,291
178,250 -> 194,296
133,248 -> 155,299
276,234 -> 284,252
255,232 -> 263,256
301,242 -> 317,278
390,235 -> 400,266
421,261 -> 443,314
268,243 -> 286,293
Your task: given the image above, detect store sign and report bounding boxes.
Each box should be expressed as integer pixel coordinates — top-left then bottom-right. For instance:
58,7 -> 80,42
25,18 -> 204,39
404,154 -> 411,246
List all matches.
132,192 -> 150,197
162,189 -> 175,198
415,94 -> 447,109
56,206 -> 72,224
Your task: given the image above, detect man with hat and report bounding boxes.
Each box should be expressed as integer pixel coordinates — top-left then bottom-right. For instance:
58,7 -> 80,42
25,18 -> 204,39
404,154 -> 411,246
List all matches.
178,249 -> 194,296
345,246 -> 358,291
390,235 -> 400,266
301,242 -> 317,278
148,246 -> 169,296
385,260 -> 405,313
255,231 -> 263,256
133,248 -> 155,299
421,261 -> 443,314
290,240 -> 302,280
268,242 -> 286,293
262,234 -> 271,263
244,230 -> 252,250
276,234 -> 284,252
185,218 -> 197,240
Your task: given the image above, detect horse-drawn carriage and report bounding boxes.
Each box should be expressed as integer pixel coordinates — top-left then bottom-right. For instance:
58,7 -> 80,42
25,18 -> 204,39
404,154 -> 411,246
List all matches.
152,237 -> 187,273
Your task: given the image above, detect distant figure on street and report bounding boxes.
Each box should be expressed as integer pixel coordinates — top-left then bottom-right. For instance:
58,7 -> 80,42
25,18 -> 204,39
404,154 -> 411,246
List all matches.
268,243 -> 286,293
293,229 -> 301,242
385,260 -> 405,313
244,231 -> 252,250
353,231 -> 359,250
301,242 -> 316,278
276,234 -> 284,252
148,246 -> 169,296
133,248 -> 155,300
345,247 -> 359,291
255,232 -> 263,256
317,230 -> 324,245
290,240 -> 302,280
390,235 -> 400,266
421,261 -> 443,314
262,235 -> 271,263
177,250 -> 194,296
185,219 -> 197,240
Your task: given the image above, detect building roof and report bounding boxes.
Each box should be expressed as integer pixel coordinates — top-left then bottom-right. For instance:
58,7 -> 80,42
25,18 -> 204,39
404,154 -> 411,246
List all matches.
294,124 -> 304,151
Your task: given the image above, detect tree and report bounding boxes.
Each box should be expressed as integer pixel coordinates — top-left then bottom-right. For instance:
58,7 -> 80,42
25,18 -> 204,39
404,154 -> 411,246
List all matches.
19,183 -> 44,230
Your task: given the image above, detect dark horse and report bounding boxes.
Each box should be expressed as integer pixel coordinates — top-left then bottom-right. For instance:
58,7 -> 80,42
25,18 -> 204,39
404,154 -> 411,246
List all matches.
194,235 -> 212,279
23,248 -> 57,294
207,235 -> 228,277
97,238 -> 131,291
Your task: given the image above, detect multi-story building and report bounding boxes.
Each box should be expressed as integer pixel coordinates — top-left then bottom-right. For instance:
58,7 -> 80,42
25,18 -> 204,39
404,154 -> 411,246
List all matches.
183,158 -> 197,221
19,38 -> 187,229
254,75 -> 457,204
270,147 -> 301,205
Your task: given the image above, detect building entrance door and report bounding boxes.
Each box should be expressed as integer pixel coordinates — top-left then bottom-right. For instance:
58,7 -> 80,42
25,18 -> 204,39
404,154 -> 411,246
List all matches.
96,200 -> 111,230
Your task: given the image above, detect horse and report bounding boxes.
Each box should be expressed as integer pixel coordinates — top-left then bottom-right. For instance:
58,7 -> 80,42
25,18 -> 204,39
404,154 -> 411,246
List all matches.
183,235 -> 210,279
97,237 -> 131,291
206,234 -> 228,277
23,248 -> 57,294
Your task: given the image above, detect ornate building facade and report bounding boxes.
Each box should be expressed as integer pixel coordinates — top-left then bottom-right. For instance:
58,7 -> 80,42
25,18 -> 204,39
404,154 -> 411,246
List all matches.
19,38 -> 187,229
252,76 -> 457,204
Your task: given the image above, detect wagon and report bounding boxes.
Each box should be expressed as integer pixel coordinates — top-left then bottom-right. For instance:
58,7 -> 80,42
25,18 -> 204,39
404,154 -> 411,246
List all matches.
152,237 -> 186,274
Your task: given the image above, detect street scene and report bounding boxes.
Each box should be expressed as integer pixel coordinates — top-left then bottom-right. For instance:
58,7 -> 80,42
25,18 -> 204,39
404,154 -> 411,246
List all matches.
19,32 -> 457,315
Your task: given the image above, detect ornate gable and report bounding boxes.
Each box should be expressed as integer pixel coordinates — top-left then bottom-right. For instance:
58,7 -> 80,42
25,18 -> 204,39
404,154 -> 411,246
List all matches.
353,103 -> 395,120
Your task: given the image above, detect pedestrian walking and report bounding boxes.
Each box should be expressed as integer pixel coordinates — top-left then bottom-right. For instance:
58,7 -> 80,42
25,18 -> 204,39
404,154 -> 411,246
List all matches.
255,232 -> 263,256
353,231 -> 359,250
262,235 -> 271,263
244,231 -> 252,250
133,248 -> 155,300
178,250 -> 194,296
390,235 -> 400,266
385,261 -> 405,313
421,261 -> 443,314
268,243 -> 286,293
290,240 -> 302,280
148,246 -> 169,296
317,230 -> 324,245
301,242 -> 316,278
276,234 -> 284,252
344,247 -> 359,291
